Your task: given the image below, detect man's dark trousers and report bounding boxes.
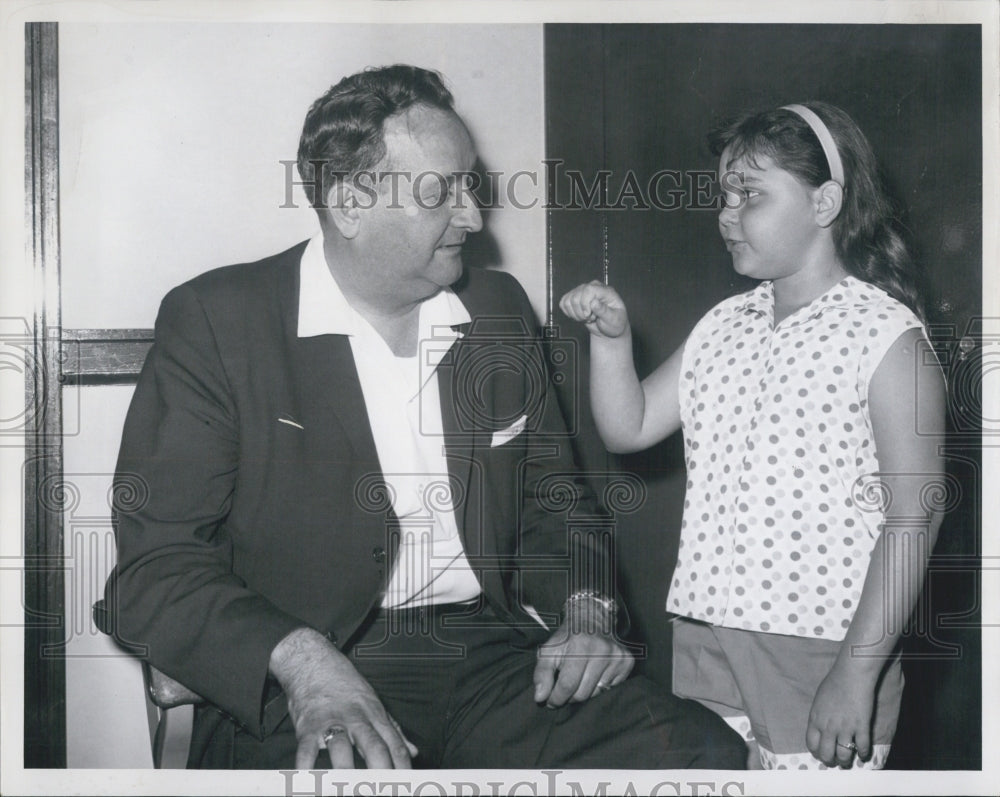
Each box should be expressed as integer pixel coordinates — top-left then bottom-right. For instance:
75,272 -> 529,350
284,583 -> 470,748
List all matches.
190,601 -> 745,769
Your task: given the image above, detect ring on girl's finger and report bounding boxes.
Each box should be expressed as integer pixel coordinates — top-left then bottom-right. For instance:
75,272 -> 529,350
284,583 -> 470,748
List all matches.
596,682 -> 612,692
836,741 -> 857,752
322,727 -> 347,745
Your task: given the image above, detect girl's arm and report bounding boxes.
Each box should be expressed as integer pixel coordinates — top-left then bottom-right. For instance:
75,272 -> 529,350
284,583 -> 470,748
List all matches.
560,281 -> 684,453
806,327 -> 946,767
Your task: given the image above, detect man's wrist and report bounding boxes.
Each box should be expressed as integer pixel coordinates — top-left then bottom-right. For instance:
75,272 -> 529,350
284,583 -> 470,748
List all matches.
561,591 -> 617,635
268,627 -> 332,683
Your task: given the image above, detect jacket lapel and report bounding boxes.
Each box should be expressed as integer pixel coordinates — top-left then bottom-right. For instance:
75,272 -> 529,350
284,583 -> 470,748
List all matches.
277,246 -> 382,464
295,334 -> 382,460
437,329 -> 479,546
437,322 -> 514,612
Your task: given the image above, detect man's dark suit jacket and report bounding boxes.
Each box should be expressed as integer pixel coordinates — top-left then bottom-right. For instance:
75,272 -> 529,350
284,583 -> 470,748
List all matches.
104,242 -> 604,741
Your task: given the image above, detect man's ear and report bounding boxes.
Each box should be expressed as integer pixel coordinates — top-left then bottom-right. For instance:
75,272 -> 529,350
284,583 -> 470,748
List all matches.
814,181 -> 844,228
324,182 -> 363,240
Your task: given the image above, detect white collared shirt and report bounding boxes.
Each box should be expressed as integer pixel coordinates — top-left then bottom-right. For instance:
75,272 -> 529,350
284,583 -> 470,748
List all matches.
298,234 -> 482,608
669,276 -> 925,640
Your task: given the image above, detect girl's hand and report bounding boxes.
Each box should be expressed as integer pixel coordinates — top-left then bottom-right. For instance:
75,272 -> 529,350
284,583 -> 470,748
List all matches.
805,661 -> 877,768
559,281 -> 629,339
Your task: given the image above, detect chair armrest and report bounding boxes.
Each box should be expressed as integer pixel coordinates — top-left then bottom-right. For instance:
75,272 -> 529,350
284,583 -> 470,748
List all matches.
143,662 -> 204,709
92,598 -> 204,708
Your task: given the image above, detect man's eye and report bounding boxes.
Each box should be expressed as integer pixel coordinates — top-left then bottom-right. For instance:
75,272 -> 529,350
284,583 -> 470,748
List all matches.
419,190 -> 446,207
449,175 -> 474,195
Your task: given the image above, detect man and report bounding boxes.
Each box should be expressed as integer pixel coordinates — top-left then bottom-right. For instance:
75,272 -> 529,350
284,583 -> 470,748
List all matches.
104,64 -> 743,770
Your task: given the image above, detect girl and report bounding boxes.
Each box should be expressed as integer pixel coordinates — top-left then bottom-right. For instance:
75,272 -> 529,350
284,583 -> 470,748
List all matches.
560,102 -> 946,770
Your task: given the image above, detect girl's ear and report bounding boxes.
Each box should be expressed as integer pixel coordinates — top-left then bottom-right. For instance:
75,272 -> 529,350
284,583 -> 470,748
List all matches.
814,181 -> 845,228
323,182 -> 363,240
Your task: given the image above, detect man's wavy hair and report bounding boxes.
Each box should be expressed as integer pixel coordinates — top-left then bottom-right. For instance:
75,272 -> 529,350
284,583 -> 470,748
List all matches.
709,101 -> 927,321
297,64 -> 454,209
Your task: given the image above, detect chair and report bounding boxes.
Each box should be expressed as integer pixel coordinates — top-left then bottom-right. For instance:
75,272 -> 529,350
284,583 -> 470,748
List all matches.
92,599 -> 201,768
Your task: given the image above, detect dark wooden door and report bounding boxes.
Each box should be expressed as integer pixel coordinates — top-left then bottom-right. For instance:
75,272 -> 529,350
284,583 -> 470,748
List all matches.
545,23 -> 982,769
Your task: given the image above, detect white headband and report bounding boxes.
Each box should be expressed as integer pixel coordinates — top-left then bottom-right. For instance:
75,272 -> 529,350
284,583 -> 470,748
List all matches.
781,104 -> 845,187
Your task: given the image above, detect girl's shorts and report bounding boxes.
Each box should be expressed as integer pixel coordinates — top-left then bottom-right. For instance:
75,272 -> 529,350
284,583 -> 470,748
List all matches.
671,616 -> 903,770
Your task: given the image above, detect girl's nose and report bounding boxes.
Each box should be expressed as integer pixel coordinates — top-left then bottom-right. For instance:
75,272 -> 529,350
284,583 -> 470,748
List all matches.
718,201 -> 739,227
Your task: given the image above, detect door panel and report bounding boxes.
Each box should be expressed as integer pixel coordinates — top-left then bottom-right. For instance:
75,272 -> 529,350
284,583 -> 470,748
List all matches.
545,23 -> 982,769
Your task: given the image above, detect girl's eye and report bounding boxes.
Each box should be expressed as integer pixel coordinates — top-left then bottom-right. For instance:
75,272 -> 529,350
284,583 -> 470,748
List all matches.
719,187 -> 752,209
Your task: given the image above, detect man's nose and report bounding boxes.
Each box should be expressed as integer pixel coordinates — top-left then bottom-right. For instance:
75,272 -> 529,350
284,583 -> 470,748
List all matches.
453,199 -> 483,233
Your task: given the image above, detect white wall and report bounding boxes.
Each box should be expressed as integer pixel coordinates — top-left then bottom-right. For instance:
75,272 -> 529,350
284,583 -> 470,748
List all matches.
59,23 -> 548,328
62,386 -> 154,768
58,22 -> 546,768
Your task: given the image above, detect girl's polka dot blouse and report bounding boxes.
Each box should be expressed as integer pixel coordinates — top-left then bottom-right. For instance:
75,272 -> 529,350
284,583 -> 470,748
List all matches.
668,276 -> 925,640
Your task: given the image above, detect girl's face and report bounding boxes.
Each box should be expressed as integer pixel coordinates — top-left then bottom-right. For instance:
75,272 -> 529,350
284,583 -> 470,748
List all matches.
717,147 -> 824,281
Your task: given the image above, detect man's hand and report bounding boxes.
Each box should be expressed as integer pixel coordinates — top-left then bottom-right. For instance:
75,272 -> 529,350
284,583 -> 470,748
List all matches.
532,599 -> 634,707
559,281 -> 629,339
269,628 -> 419,769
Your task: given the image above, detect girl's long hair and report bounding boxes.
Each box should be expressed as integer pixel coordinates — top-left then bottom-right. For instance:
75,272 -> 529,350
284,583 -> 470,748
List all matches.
709,102 -> 927,320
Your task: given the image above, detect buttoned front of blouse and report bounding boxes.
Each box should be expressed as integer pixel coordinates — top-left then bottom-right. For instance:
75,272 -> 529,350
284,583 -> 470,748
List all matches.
668,276 -> 924,640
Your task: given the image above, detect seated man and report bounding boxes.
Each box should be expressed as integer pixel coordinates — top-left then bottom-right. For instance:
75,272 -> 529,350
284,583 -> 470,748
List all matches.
103,64 -> 743,770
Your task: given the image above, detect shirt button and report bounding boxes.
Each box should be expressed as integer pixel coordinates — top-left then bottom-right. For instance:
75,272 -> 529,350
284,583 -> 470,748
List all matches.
372,546 -> 387,563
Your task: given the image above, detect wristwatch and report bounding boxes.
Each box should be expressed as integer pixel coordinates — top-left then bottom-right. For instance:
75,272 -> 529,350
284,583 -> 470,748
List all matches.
562,590 -> 618,622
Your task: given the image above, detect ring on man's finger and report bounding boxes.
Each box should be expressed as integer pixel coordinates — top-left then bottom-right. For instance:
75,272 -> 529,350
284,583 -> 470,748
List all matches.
836,741 -> 858,752
322,727 -> 347,745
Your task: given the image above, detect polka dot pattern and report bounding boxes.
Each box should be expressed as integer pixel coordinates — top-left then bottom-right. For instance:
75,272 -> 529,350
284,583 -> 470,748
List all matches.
758,743 -> 891,770
668,277 -> 924,640
721,714 -> 755,743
